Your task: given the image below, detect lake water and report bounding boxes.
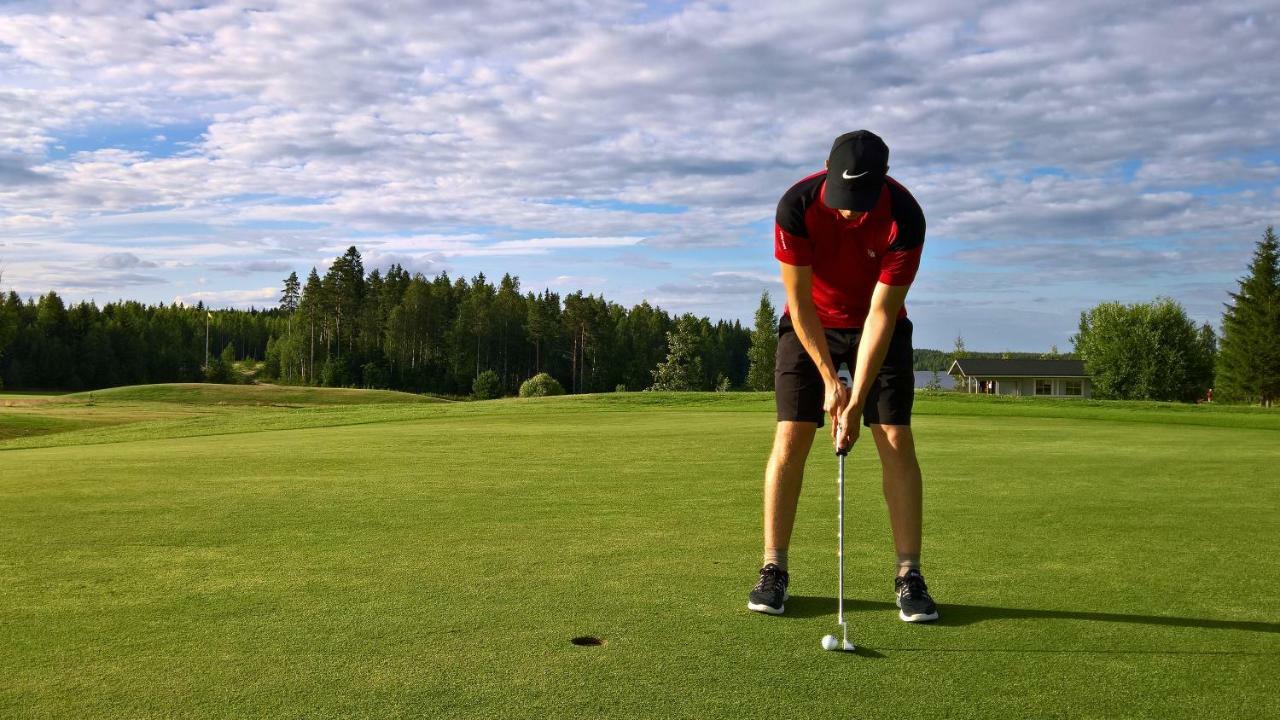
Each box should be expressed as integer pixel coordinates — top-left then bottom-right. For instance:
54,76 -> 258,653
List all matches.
835,368 -> 956,390
913,370 -> 955,389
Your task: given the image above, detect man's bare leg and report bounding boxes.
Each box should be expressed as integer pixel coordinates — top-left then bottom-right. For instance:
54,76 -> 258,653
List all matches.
869,424 -> 922,575
764,421 -> 819,560
749,421 -> 817,614
871,423 -> 939,622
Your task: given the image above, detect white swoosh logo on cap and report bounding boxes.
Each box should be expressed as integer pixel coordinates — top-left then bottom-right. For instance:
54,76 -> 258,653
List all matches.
842,170 -> 868,180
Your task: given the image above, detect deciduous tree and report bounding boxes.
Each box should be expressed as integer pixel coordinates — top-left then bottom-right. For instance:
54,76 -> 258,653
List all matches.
1073,298 -> 1215,402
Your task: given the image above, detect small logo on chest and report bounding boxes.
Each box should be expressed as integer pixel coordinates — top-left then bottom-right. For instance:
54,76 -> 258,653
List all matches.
867,249 -> 877,258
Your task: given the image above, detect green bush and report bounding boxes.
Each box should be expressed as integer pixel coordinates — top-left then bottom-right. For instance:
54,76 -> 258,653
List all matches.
319,357 -> 353,387
519,372 -> 565,398
1074,298 -> 1214,402
203,342 -> 237,384
361,361 -> 390,389
924,371 -> 944,392
472,370 -> 502,400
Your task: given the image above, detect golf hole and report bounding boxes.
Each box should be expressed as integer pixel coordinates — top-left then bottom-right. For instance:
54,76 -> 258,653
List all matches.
570,636 -> 605,647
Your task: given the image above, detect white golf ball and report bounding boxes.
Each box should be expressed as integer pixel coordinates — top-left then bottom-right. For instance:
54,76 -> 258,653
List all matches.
821,634 -> 839,651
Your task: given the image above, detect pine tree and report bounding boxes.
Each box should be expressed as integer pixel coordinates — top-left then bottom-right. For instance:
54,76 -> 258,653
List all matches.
745,291 -> 777,390
323,247 -> 366,362
298,268 -> 324,383
0,274 -> 15,380
458,273 -> 494,380
524,289 -> 561,375
280,272 -> 300,313
1218,226 -> 1280,406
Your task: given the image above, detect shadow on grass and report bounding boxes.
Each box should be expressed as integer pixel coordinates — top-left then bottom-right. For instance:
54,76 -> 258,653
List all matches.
844,646 -> 888,658
785,595 -> 1280,635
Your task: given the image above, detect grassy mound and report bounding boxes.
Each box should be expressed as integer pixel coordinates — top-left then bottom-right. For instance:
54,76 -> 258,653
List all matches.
0,414 -> 102,441
58,383 -> 445,406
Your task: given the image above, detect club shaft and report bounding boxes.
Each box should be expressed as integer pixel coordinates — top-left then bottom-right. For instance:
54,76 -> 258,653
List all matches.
837,452 -> 845,639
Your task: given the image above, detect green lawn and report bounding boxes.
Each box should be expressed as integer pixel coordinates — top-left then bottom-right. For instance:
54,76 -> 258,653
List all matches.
1,388 -> 1276,718
0,413 -> 115,441
0,390 -> 69,398
58,382 -> 448,406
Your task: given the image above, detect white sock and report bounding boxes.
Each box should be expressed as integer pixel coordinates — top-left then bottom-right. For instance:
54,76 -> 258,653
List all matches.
763,548 -> 788,572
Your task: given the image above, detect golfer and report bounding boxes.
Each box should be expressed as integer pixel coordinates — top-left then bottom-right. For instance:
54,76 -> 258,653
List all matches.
747,130 -> 939,622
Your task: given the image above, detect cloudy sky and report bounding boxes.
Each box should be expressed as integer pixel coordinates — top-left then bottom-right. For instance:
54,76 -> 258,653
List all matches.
1,0 -> 1277,350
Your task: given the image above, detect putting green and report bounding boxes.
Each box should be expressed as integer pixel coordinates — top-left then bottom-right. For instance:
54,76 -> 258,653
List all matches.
1,389 -> 1276,718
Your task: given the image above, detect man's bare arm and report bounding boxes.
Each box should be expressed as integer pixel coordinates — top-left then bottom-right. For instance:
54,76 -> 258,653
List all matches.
779,262 -> 848,423
850,282 -> 909,408
836,281 -> 910,449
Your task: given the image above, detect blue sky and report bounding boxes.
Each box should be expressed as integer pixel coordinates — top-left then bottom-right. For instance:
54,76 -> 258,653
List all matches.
1,0 -> 1277,351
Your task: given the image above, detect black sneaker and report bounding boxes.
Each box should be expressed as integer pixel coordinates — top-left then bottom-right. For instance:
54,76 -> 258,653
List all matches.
747,563 -> 789,615
894,569 -> 939,622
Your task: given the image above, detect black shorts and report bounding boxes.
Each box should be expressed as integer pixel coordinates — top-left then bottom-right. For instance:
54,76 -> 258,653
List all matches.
774,315 -> 915,427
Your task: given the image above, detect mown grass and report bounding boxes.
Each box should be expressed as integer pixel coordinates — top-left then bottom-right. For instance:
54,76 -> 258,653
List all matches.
4,388 -> 1273,452
58,382 -> 446,406
0,413 -> 99,441
1,387 -> 1276,718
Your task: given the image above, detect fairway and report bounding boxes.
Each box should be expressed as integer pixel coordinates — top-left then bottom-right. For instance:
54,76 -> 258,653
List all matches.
2,389 -> 1277,719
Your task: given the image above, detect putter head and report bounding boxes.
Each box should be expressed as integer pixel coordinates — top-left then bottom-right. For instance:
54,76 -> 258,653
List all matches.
822,635 -> 857,652
838,624 -> 855,651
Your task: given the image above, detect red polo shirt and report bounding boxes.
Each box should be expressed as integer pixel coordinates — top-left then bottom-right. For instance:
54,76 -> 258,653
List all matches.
774,171 -> 925,328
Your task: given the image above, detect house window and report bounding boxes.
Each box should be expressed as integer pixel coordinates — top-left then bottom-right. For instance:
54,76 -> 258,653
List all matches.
1035,379 -> 1053,395
1064,379 -> 1082,396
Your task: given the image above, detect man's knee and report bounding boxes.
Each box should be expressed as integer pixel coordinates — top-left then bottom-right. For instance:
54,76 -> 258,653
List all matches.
870,424 -> 918,465
772,421 -> 817,464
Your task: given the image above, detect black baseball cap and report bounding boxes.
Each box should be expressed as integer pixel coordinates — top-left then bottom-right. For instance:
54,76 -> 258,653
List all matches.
824,130 -> 889,211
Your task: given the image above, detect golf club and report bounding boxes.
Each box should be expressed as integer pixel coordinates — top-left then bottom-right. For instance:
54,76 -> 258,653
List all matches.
821,423 -> 856,652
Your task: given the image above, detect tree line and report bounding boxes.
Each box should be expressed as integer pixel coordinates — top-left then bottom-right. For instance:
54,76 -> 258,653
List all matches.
2,227 -> 1275,404
0,293 -> 283,391
0,246 -> 752,395
1071,226 -> 1278,404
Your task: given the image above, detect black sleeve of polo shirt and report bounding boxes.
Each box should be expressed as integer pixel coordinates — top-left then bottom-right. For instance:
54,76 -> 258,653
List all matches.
775,173 -> 826,238
885,180 -> 925,252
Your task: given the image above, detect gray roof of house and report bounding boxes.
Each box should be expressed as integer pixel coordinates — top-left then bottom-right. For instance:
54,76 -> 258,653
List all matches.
948,358 -> 1087,377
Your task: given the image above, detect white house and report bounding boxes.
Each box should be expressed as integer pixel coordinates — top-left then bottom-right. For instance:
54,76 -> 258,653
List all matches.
948,358 -> 1091,398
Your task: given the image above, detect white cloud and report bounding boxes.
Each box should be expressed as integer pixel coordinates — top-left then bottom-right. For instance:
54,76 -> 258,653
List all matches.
0,0 -> 1275,344
173,286 -> 278,308
487,236 -> 645,252
99,251 -> 156,269
544,274 -> 607,288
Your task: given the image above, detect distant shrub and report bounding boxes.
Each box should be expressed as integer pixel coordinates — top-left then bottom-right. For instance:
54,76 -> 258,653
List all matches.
472,370 -> 502,400
924,371 -> 944,392
320,357 -> 353,387
361,361 -> 390,389
615,384 -> 628,393
204,342 -> 237,384
519,372 -> 565,398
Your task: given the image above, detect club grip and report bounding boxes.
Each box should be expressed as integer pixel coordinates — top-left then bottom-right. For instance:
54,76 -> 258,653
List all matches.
835,423 -> 850,456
